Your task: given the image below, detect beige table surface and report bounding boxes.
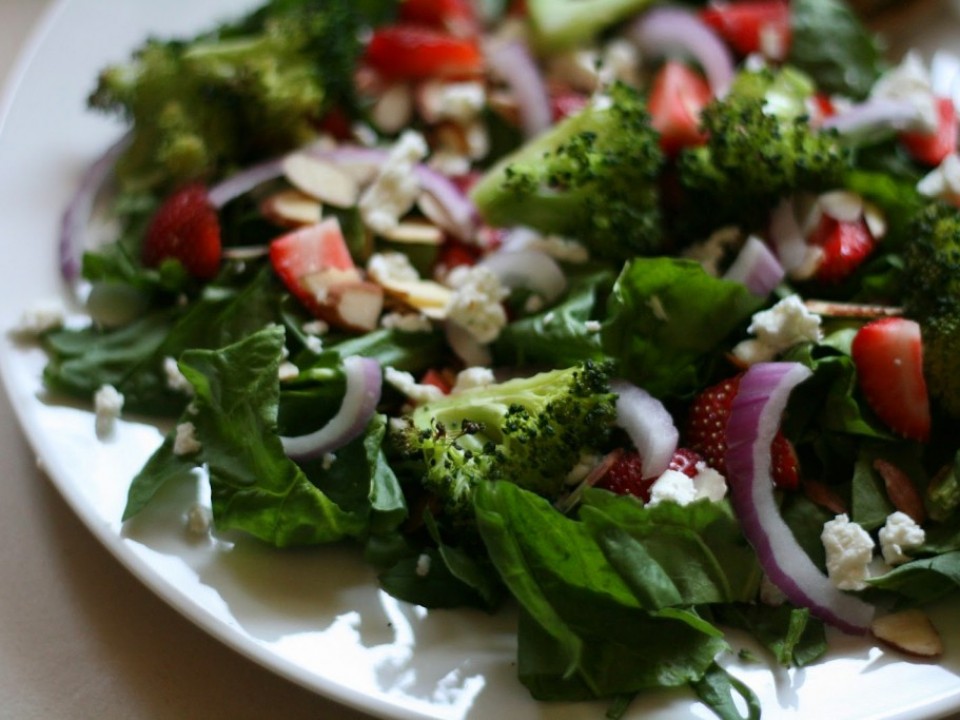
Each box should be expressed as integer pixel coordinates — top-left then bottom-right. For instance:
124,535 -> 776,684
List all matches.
2,2 -> 960,720
0,5 -> 372,719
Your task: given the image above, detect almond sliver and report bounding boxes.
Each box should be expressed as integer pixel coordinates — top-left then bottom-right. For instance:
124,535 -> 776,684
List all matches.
283,153 -> 359,209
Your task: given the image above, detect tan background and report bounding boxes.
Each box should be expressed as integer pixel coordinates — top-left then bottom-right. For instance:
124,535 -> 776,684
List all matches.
0,1 -> 959,719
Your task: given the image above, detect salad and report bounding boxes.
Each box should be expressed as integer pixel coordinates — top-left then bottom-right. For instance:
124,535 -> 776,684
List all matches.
20,0 -> 960,717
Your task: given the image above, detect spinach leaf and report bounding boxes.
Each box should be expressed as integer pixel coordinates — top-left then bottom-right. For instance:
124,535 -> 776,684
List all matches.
711,605 -> 827,668
788,0 -> 886,100
868,551 -> 960,604
691,662 -> 761,720
602,258 -> 762,398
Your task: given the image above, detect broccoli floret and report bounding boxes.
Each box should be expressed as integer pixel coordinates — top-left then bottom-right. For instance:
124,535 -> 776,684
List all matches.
676,67 -> 851,238
526,0 -> 655,52
902,201 -> 960,417
391,362 -> 617,522
470,82 -> 665,261
90,0 -> 394,192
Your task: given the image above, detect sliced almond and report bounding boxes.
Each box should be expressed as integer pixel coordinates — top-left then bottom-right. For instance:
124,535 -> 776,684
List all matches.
802,478 -> 847,515
323,281 -> 385,332
282,153 -> 359,209
301,267 -> 363,303
864,200 -> 888,240
873,458 -> 927,524
372,83 -> 414,135
260,189 -> 323,228
818,190 -> 864,223
381,221 -> 445,246
376,277 -> 453,319
803,299 -> 903,318
872,609 -> 943,658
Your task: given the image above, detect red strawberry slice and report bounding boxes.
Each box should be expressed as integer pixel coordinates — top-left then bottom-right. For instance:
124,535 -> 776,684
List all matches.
594,447 -> 704,501
685,373 -> 800,489
364,25 -> 484,80
900,96 -> 958,167
648,61 -> 712,156
700,0 -> 791,58
142,183 -> 221,280
269,217 -> 359,314
399,0 -> 479,37
851,317 -> 931,442
808,215 -> 876,284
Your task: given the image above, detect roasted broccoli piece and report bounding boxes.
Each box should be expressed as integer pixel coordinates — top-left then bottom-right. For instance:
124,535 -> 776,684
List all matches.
676,67 -> 851,238
391,362 -> 617,522
902,201 -> 960,417
470,82 -> 664,261
90,0 -> 395,192
526,0 -> 655,51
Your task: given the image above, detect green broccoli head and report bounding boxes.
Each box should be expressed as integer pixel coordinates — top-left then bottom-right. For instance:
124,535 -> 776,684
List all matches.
392,362 -> 617,523
902,201 -> 960,416
676,67 -> 851,238
470,82 -> 665,262
90,0 -> 385,192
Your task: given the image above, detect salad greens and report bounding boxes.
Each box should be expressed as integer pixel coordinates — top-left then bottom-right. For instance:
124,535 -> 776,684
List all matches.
28,0 -> 960,717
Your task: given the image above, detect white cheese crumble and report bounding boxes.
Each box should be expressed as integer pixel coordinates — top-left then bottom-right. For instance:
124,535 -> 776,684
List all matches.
733,294 -> 823,365
422,80 -> 486,123
380,311 -> 433,333
367,251 -> 421,285
163,356 -> 194,396
322,452 -> 337,470
302,319 -> 329,336
821,514 -> 875,591
278,361 -> 300,381
584,320 -> 602,333
173,421 -> 202,456
692,463 -> 728,503
415,552 -> 432,577
17,297 -> 67,336
94,384 -> 124,439
918,153 -> 960,204
444,265 -> 509,344
185,502 -> 213,536
500,227 -> 590,264
647,470 -> 698,507
869,51 -> 938,133
879,511 -> 926,566
303,335 -> 323,354
385,366 -> 445,405
359,131 -> 428,235
451,367 -> 496,394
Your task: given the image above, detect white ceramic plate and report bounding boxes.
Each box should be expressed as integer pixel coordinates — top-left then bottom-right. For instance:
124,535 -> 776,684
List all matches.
1,2 -> 960,719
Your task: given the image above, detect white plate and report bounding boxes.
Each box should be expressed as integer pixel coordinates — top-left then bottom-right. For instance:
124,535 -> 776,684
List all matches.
1,2 -> 959,719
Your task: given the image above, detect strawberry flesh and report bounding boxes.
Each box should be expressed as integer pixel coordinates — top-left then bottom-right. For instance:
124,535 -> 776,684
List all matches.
142,183 -> 221,280
809,215 -> 876,284
685,373 -> 800,489
851,317 -> 931,442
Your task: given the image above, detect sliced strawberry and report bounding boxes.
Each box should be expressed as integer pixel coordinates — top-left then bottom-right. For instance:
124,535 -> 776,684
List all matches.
668,447 -> 704,477
648,61 -> 712,156
142,184 -> 221,280
900,96 -> 958,167
685,373 -> 800,489
700,1 -> 791,58
808,215 -> 876,284
851,317 -> 931,442
364,25 -> 484,81
594,450 -> 653,500
399,0 -> 479,37
551,90 -> 590,123
421,368 -> 453,394
436,238 -> 480,272
269,218 -> 359,315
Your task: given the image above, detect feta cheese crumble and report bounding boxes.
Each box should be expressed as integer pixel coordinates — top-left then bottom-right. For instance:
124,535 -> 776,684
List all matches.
451,367 -> 495,394
359,131 -> 428,235
647,470 -> 698,507
173,421 -> 202,456
385,366 -> 445,405
163,356 -> 194,396
918,153 -> 960,204
821,514 -> 875,591
870,51 -> 938,133
444,265 -> 509,344
733,294 -> 823,365
879,511 -> 926,566
415,552 -> 432,577
94,384 -> 124,439
16,297 -> 67,336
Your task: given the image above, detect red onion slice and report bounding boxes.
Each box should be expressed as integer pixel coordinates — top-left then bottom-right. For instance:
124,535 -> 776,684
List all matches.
723,235 -> 785,296
630,8 -> 735,97
445,320 -> 493,366
207,157 -> 286,209
280,356 -> 382,461
479,249 -> 567,303
820,98 -> 925,135
725,362 -> 874,634
610,380 -> 678,479
59,133 -> 131,284
769,199 -> 809,275
484,39 -> 553,138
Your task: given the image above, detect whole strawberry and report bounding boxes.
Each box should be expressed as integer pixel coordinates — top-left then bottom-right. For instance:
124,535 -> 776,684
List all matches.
685,373 -> 799,489
142,183 -> 222,280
